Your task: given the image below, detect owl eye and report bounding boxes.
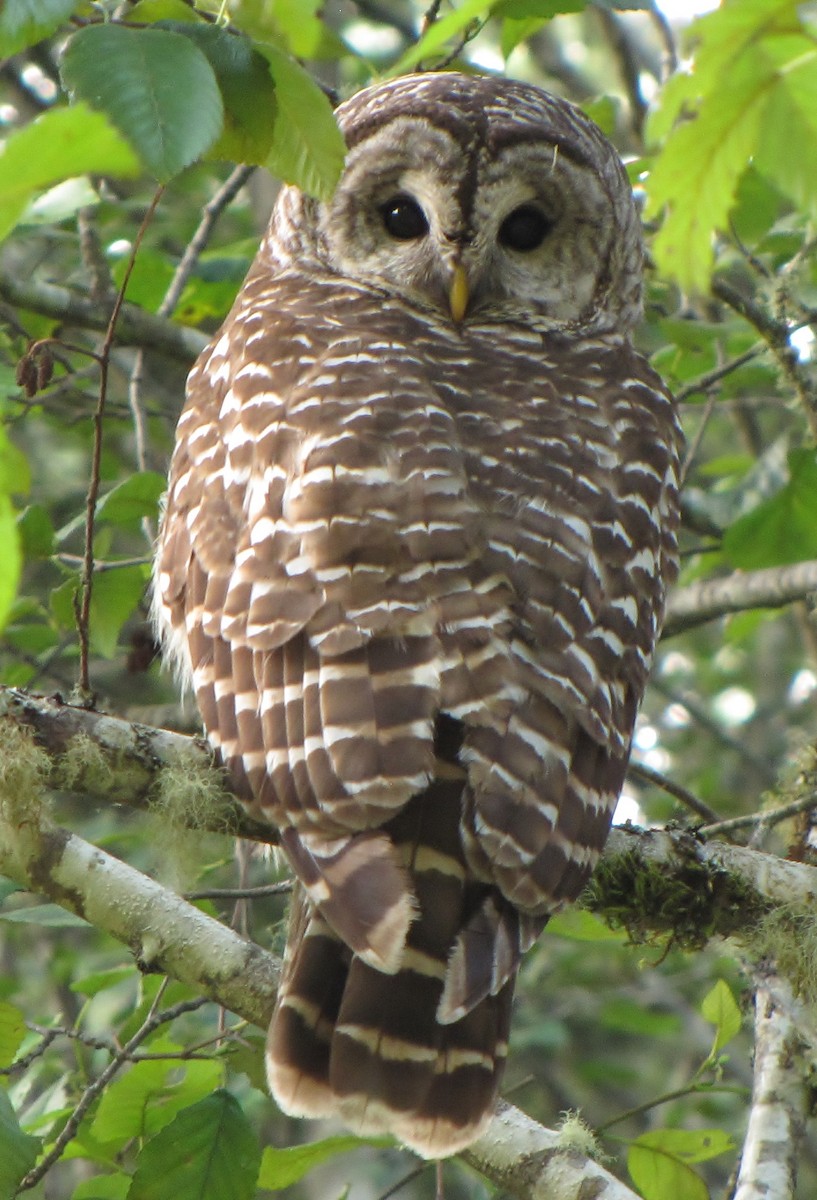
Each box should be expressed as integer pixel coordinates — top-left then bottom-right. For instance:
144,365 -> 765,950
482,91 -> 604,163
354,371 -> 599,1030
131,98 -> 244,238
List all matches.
498,204 -> 552,252
379,195 -> 429,240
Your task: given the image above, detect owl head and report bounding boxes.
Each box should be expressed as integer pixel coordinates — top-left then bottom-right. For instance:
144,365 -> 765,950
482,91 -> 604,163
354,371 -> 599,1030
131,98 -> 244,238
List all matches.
266,73 -> 643,336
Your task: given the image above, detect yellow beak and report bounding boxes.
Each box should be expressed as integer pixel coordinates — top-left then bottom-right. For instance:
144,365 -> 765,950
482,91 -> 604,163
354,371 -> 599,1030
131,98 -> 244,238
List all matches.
448,263 -> 469,323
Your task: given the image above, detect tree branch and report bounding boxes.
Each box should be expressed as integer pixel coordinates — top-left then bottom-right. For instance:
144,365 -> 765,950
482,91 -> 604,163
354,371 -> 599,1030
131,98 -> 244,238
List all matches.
733,976 -> 809,1200
0,273 -> 208,361
465,1102 -> 639,1200
6,687 -> 817,1200
664,559 -> 817,636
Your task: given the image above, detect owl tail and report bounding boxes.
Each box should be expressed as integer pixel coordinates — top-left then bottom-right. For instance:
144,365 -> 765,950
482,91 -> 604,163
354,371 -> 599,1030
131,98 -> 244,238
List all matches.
265,781 -> 515,1159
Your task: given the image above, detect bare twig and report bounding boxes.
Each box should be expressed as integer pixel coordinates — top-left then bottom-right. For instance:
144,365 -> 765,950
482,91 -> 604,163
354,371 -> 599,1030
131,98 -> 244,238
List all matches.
701,792 -> 817,837
712,277 -> 817,440
18,995 -> 208,1190
75,187 -> 165,697
628,759 -> 720,823
126,165 -> 253,488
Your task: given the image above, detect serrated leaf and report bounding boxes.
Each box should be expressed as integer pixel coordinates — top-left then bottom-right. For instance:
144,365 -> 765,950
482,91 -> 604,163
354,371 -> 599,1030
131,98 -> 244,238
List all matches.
128,1091 -> 261,1200
0,903 -> 89,927
61,25 -> 224,182
155,23 -> 277,164
0,1088 -> 41,1195
96,472 -> 166,528
255,43 -> 345,199
0,104 -> 140,243
88,565 -> 150,660
259,1134 -> 392,1190
0,0 -> 76,57
723,448 -> 817,569
701,979 -> 742,1052
644,52 -> 767,291
754,35 -> 817,214
0,1002 -> 25,1068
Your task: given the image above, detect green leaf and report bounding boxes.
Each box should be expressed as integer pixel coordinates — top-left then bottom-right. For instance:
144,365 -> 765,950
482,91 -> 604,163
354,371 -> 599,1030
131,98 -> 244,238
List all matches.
0,495 -> 21,634
71,966 -> 137,998
548,909 -> 625,942
255,43 -> 345,199
0,1001 -> 25,1068
93,1057 -> 225,1144
17,505 -> 56,559
633,1127 -> 735,1167
754,35 -> 817,214
701,979 -> 742,1053
723,448 -> 817,569
60,25 -> 224,182
391,0 -> 489,73
645,52 -> 767,291
96,473 -> 166,529
601,997 -> 681,1038
88,565 -> 150,660
127,1091 -> 261,1200
628,1147 -> 706,1200
155,23 -> 277,164
73,1173 -> 132,1199
0,1088 -> 41,1195
0,903 -> 89,927
0,104 -> 140,243
0,0 -> 76,57
258,1134 -> 392,1190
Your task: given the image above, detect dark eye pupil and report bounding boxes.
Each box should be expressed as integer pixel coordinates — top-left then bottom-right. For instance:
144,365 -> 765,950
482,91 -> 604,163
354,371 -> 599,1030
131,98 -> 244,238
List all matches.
380,195 -> 428,240
498,205 -> 551,252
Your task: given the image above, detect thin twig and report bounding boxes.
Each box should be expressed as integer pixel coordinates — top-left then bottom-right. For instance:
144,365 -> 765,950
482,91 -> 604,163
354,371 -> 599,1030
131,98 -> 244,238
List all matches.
126,164 -> 253,497
701,792 -> 817,837
185,881 -> 292,901
628,760 -> 720,824
674,346 -> 763,404
74,187 -> 165,697
18,995 -> 207,1191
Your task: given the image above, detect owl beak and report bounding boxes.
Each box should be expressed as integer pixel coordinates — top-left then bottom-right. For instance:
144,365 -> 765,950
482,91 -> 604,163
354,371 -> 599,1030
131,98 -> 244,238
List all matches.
448,263 -> 469,323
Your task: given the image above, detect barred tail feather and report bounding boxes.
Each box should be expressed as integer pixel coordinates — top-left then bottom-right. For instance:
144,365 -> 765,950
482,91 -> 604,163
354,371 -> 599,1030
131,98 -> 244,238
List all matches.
266,782 -> 514,1158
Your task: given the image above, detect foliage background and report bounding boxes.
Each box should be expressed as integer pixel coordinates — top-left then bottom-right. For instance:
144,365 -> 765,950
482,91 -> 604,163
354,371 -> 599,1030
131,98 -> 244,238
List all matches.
1,1 -> 817,1197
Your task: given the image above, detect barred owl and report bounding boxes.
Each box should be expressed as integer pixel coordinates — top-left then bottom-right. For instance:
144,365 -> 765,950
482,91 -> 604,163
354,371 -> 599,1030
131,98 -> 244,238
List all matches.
153,72 -> 682,1158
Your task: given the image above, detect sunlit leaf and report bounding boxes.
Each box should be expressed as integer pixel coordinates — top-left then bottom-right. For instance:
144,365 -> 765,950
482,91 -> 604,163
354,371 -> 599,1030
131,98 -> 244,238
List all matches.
629,1127 -> 733,1200
701,979 -> 742,1053
255,43 -> 345,199
390,0 -> 489,73
0,105 -> 139,244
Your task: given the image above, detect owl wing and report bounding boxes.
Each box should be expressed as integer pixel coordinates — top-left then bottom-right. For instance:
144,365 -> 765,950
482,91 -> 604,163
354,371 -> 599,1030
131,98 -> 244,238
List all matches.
154,277 -> 523,973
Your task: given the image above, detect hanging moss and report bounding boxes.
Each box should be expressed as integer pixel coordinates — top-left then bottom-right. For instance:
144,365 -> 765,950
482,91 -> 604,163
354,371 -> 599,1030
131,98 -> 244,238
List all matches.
582,842 -> 767,952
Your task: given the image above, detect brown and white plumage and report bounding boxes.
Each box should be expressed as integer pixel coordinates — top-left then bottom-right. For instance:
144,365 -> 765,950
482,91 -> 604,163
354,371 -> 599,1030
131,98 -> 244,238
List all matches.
153,72 -> 682,1157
